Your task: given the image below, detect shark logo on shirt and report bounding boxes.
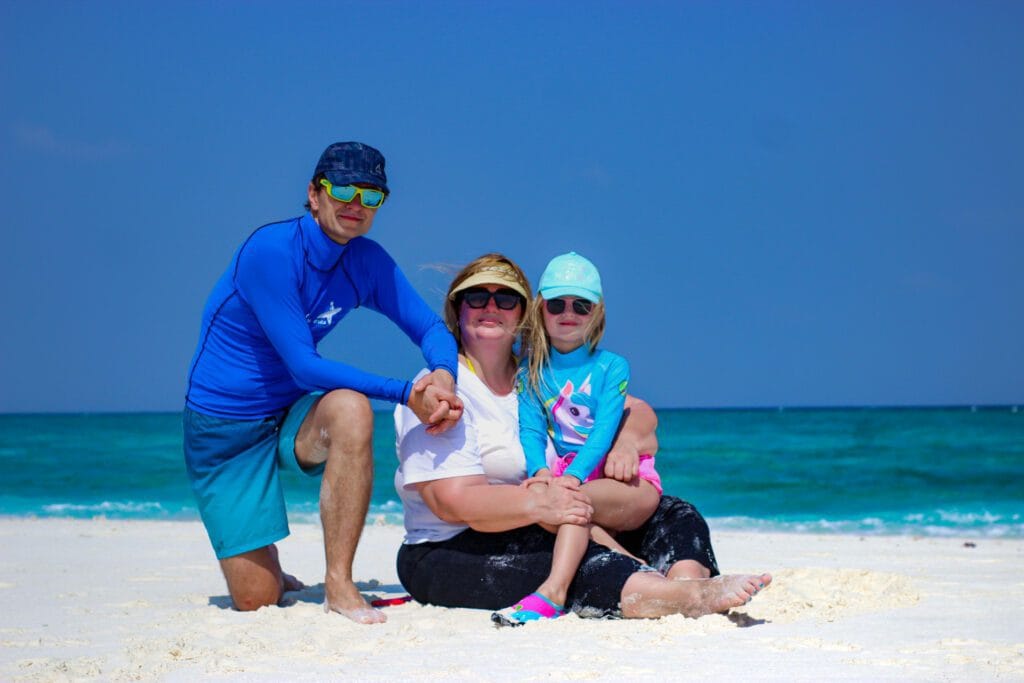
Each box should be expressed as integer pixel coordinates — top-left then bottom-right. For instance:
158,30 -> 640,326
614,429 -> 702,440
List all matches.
309,301 -> 344,328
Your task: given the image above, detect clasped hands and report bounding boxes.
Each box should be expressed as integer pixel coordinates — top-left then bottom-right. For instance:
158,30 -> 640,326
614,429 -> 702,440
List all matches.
406,369 -> 463,435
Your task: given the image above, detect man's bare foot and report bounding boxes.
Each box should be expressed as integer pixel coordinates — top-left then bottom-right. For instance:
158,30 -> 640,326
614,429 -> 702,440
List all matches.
282,571 -> 305,593
324,580 -> 386,624
264,543 -> 305,597
689,573 -> 772,617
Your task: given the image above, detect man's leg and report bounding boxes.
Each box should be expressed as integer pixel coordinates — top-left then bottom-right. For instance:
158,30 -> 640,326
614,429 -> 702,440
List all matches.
219,543 -> 302,611
184,407 -> 295,612
292,389 -> 384,624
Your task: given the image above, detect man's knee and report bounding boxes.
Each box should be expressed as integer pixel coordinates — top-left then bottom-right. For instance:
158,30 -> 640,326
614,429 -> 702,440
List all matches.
231,581 -> 281,611
318,389 -> 374,435
221,549 -> 282,611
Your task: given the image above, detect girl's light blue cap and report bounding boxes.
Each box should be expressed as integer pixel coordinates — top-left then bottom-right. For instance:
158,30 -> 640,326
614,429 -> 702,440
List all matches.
538,251 -> 603,302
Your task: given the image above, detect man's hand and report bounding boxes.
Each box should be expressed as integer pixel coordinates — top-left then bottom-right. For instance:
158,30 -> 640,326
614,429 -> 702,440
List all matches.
407,369 -> 463,434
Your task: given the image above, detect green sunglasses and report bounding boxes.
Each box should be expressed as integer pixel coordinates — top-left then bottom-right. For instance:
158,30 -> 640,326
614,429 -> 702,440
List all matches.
319,178 -> 387,208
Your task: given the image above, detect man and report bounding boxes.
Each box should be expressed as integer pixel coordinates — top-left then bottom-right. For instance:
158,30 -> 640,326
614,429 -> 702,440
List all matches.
184,141 -> 461,624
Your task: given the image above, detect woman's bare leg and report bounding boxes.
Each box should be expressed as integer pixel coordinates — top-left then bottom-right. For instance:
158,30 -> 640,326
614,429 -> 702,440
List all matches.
620,571 -> 772,619
666,559 -> 712,580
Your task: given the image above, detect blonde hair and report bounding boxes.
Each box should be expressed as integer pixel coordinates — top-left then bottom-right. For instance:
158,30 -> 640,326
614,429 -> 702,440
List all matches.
522,296 -> 606,399
444,253 -> 532,353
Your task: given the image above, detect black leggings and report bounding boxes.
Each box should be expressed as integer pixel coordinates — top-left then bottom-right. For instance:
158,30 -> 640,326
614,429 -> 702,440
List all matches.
396,496 -> 719,618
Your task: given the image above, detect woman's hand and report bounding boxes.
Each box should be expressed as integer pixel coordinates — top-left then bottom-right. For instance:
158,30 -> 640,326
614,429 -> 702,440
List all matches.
528,480 -> 592,527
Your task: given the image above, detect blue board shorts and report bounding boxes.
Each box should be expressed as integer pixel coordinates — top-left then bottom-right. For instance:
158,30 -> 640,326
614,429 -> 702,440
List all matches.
183,392 -> 324,559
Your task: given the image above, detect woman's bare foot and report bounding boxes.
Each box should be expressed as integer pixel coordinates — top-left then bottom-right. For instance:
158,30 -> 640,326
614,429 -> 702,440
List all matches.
620,571 -> 772,619
693,573 -> 772,616
324,580 -> 386,624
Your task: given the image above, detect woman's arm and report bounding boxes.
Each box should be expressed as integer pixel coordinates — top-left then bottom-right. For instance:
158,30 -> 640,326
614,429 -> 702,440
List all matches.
417,475 -> 593,533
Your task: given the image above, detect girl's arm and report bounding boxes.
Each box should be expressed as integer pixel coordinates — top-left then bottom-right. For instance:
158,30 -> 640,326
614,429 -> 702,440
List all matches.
518,383 -> 552,477
416,475 -> 592,532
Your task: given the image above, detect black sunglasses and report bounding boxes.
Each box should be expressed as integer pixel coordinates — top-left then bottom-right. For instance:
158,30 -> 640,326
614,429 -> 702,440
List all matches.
545,298 -> 594,316
461,288 -> 523,310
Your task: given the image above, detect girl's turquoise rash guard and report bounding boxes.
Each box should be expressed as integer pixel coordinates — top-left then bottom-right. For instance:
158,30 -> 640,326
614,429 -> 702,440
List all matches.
518,345 -> 629,482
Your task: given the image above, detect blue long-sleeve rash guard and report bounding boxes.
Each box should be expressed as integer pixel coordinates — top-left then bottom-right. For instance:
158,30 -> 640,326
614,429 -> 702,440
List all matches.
518,346 -> 629,482
186,213 -> 457,419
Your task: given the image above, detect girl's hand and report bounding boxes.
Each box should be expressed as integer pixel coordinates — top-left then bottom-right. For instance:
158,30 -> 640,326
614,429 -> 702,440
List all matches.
604,445 -> 639,482
553,475 -> 582,490
521,469 -> 553,488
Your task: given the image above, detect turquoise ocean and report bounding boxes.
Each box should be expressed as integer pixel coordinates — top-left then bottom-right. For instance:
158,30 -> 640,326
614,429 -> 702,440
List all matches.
1,407 -> 1022,537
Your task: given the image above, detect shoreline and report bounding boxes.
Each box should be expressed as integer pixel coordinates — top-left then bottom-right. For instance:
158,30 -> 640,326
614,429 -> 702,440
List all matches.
2,518 -> 1022,681
3,512 -> 1021,540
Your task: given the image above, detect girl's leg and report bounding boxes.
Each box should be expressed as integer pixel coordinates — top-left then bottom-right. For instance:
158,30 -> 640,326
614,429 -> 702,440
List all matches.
620,571 -> 772,619
582,478 -> 661,533
533,522 -> 589,606
589,525 -> 644,564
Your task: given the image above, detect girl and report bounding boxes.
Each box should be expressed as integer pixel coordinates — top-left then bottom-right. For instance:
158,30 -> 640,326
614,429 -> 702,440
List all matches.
492,252 -> 667,626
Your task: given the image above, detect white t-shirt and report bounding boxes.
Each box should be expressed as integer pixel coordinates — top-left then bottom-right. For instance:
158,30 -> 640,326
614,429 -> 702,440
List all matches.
394,364 -> 528,544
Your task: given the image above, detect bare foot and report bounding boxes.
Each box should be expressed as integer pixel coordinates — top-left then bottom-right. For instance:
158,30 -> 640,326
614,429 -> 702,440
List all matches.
282,571 -> 305,593
690,573 -> 772,617
266,543 -> 305,596
324,580 -> 386,624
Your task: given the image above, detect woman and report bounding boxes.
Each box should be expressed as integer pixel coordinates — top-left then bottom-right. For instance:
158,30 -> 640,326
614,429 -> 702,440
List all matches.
393,254 -> 770,619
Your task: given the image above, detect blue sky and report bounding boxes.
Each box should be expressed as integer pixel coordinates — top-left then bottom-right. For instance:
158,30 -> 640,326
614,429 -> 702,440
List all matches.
1,1 -> 1021,412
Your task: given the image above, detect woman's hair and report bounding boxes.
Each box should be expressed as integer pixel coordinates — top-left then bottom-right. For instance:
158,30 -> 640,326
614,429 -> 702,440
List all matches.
445,253 -> 532,353
522,296 -> 606,398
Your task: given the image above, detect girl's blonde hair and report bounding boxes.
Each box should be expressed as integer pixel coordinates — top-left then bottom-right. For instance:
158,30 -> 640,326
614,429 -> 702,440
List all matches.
444,253 -> 532,353
522,296 -> 606,398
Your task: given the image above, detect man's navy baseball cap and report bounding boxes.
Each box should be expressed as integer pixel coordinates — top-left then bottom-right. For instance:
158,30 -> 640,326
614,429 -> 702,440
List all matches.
313,142 -> 389,194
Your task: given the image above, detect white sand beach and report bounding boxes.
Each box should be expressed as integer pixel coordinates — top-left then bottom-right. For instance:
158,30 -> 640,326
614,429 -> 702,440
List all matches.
1,517 -> 1022,681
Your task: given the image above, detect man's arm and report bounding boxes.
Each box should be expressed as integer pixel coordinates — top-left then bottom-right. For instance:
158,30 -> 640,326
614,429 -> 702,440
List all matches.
235,238 -> 415,403
354,240 -> 462,429
358,240 -> 459,379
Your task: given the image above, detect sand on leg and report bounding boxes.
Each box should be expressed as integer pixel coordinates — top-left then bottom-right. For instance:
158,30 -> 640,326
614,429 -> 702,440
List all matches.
620,571 -> 772,619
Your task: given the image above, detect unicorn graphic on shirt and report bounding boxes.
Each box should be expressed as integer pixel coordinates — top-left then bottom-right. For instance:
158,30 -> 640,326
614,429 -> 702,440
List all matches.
546,374 -> 596,448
